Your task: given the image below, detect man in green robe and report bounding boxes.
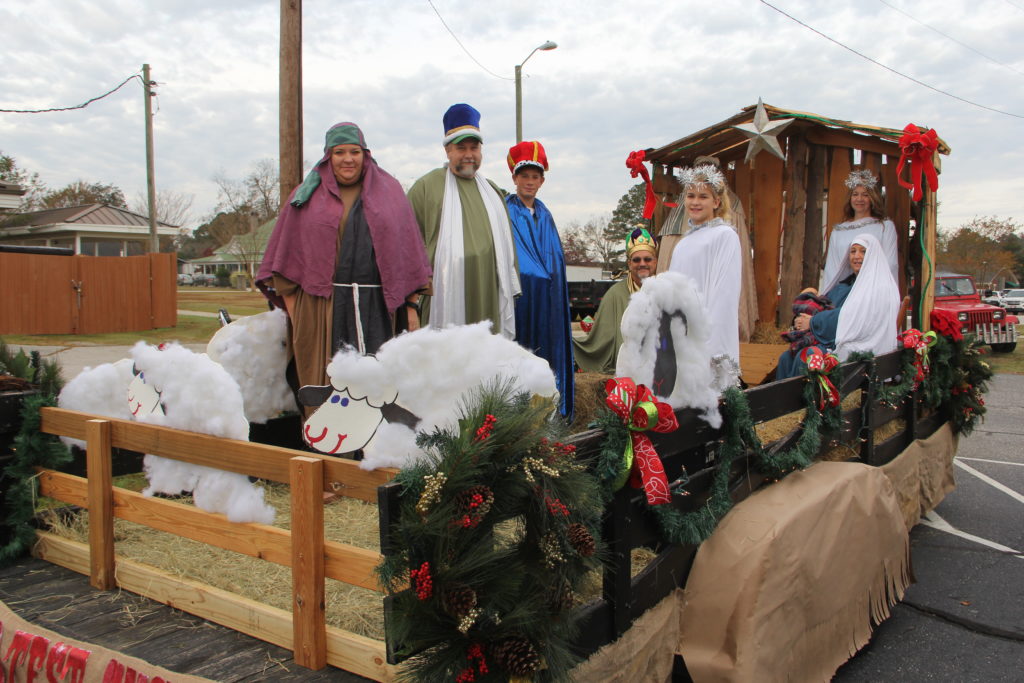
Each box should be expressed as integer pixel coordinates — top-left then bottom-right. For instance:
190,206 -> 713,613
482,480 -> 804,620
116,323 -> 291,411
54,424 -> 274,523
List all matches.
407,103 -> 520,338
573,228 -> 658,373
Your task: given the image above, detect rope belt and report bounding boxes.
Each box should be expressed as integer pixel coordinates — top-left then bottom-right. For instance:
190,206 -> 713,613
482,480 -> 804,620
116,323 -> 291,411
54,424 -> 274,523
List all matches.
333,282 -> 382,355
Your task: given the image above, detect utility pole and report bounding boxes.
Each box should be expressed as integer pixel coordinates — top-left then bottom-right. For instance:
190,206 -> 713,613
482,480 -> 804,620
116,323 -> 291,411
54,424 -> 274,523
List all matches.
279,0 -> 303,208
143,63 -> 158,253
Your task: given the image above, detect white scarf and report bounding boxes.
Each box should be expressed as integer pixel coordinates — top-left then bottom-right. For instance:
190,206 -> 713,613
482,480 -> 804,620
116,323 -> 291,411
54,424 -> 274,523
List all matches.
834,233 -> 900,361
433,168 -> 520,338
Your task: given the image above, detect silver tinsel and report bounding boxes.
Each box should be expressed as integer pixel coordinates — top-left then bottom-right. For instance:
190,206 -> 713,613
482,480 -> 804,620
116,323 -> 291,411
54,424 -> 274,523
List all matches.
710,354 -> 741,394
844,168 -> 878,190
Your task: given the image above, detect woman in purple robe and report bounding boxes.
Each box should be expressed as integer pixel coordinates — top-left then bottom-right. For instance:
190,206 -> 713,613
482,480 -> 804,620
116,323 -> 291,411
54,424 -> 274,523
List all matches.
257,123 -> 432,399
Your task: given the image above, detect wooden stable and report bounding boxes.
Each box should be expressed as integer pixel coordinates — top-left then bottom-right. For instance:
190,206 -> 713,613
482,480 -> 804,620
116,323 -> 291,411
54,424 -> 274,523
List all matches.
26,344 -> 955,680
645,104 -> 950,328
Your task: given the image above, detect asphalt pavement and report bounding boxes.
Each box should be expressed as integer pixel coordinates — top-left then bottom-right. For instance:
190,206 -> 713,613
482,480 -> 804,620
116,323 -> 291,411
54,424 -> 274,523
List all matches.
834,374 -> 1024,681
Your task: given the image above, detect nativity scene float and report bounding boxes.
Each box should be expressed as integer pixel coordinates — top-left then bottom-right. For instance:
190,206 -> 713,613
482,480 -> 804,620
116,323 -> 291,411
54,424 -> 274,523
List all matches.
1,103 -> 989,683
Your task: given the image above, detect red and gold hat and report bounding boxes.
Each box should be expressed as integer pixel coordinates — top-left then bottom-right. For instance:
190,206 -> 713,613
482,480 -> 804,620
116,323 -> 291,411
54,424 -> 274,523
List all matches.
507,140 -> 549,174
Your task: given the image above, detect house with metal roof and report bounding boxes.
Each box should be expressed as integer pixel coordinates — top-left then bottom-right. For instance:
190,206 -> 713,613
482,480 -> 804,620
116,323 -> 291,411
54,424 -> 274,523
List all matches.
0,203 -> 179,255
188,217 -> 275,278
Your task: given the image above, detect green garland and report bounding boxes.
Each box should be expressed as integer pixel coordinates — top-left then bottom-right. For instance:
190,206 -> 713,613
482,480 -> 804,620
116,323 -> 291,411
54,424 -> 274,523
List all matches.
376,382 -> 605,682
592,333 -> 992,549
593,378 -> 842,547
0,394 -> 72,566
873,333 -> 991,435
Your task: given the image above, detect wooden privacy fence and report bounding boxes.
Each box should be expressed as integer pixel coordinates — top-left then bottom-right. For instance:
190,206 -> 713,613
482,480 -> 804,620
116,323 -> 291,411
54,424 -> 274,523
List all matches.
32,348 -> 948,679
0,252 -> 176,335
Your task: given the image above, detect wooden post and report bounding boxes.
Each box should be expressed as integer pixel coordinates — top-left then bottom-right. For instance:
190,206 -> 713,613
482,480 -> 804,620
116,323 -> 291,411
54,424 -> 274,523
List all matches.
919,178 -> 938,331
290,455 -> 326,670
779,135 -> 808,312
802,143 -> 826,288
279,0 -> 303,210
142,64 -> 159,254
751,154 -> 785,325
86,419 -> 115,590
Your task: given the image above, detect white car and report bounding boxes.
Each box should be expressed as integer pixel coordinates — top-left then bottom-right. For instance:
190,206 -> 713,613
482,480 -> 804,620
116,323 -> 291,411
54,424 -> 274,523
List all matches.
1002,289 -> 1024,314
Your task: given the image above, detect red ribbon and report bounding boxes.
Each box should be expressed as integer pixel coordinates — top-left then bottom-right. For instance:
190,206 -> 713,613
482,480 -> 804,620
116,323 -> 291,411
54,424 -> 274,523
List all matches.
899,328 -> 937,389
895,124 -> 939,201
625,150 -> 659,220
800,347 -> 840,410
605,377 -> 679,505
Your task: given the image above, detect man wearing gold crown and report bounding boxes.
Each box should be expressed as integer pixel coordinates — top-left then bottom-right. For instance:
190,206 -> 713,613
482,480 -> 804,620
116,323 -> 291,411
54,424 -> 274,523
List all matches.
407,103 -> 521,338
505,140 -> 574,419
572,228 -> 657,374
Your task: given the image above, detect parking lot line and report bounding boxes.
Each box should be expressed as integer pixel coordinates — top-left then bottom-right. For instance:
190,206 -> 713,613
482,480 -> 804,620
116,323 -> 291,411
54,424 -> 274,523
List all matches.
954,459 -> 1024,504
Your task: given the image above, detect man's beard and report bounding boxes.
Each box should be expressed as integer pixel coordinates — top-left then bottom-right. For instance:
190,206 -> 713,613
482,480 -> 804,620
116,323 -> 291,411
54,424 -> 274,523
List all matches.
452,161 -> 479,178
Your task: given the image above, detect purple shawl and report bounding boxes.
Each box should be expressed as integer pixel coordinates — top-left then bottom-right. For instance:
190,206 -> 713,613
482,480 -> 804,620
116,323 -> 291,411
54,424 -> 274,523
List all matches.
257,123 -> 431,313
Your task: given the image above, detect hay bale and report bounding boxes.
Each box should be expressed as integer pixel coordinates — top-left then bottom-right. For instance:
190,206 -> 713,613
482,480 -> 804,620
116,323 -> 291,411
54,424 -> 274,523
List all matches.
573,371 -> 613,428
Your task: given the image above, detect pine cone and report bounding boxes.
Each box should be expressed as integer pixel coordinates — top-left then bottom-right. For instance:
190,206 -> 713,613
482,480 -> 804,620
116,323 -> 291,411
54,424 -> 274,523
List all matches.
568,523 -> 595,557
549,581 -> 575,611
443,583 -> 478,618
491,636 -> 541,677
454,485 -> 495,528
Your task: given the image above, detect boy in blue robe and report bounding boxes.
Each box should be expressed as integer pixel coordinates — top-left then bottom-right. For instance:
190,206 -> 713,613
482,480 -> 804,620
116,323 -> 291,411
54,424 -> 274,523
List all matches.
505,141 -> 575,420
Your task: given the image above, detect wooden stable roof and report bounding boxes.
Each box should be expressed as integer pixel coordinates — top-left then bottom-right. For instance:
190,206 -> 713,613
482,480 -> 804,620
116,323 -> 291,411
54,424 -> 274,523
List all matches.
644,103 -> 951,168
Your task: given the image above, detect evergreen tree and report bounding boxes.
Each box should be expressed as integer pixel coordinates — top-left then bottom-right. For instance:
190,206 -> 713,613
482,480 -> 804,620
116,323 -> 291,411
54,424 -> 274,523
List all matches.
605,182 -> 649,271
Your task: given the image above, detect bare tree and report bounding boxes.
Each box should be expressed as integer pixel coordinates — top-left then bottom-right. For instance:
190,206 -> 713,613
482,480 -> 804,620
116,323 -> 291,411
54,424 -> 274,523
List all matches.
130,189 -> 195,227
561,215 -> 619,271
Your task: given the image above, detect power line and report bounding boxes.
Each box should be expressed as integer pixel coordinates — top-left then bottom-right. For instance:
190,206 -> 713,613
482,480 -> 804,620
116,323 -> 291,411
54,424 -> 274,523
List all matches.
1004,0 -> 1024,12
760,1 -> 1024,119
878,0 -> 1024,77
426,0 -> 513,81
0,72 -> 143,114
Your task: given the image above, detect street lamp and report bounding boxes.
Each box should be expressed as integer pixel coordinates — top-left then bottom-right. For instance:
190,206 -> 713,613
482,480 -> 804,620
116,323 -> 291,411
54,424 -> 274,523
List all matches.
515,40 -> 557,143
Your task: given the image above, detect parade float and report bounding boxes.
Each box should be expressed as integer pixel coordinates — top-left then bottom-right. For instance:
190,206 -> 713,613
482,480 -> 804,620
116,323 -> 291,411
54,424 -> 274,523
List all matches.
0,104 -> 990,683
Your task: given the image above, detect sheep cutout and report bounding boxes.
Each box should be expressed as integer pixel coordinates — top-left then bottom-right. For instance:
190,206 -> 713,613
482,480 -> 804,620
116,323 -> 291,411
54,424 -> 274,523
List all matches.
206,309 -> 297,423
129,342 -> 276,524
299,322 -> 558,470
58,358 -> 136,450
58,342 -> 276,524
615,271 -> 723,428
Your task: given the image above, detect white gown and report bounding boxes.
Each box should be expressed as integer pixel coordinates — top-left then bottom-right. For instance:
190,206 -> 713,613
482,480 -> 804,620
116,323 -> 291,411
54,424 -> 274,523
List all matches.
668,218 -> 741,366
822,217 -> 898,291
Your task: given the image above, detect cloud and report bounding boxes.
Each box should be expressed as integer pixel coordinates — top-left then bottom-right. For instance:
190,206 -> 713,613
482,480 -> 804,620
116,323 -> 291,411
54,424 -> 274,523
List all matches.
1,0 -> 1021,235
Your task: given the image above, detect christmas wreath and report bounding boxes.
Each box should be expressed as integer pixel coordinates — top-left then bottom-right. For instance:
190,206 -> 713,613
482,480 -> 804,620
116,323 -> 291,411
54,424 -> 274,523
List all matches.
376,382 -> 604,682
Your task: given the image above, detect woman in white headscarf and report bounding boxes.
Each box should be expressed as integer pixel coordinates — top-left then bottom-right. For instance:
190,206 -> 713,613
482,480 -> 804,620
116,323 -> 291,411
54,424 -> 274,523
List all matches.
821,168 -> 898,290
777,233 -> 900,379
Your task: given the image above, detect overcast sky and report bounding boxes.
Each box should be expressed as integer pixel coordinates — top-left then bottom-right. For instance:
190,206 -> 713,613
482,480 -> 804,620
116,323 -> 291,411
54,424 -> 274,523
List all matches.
2,0 -> 1022,234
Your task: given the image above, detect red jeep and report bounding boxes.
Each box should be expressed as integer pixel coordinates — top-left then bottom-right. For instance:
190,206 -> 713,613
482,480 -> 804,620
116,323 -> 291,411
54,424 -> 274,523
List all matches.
934,272 -> 1018,352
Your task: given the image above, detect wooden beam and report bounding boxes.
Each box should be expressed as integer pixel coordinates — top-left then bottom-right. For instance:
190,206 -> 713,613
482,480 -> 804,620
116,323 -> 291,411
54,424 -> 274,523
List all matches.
779,135 -> 809,319
920,173 -> 938,331
86,419 -> 115,590
33,532 -> 394,681
805,127 -> 900,157
825,147 -> 852,246
36,469 -> 385,591
750,154 -> 785,324
291,456 -> 327,670
802,143 -> 826,287
39,408 -> 395,503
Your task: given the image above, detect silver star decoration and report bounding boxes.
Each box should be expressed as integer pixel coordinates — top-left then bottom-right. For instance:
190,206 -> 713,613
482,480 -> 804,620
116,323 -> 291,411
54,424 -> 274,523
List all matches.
732,98 -> 794,163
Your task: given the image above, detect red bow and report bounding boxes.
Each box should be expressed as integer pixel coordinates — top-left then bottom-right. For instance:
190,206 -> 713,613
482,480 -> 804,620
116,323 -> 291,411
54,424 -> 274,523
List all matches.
800,347 -> 840,410
625,150 -> 659,220
895,124 -> 940,201
605,377 -> 678,505
899,328 -> 938,388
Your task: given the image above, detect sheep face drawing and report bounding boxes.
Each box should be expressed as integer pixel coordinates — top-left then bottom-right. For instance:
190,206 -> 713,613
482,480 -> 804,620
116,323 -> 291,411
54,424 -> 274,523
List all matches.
127,366 -> 164,418
299,383 -> 397,456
